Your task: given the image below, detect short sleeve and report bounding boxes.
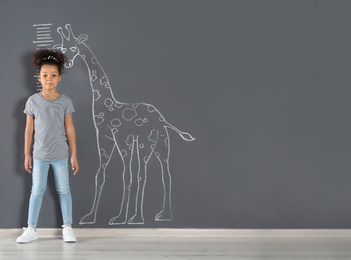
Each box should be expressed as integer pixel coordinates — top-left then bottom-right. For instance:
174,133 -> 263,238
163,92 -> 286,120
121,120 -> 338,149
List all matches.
23,98 -> 34,117
65,97 -> 75,116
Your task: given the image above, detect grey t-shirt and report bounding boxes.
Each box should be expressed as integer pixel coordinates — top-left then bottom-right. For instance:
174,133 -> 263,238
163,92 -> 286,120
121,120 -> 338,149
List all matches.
24,93 -> 75,161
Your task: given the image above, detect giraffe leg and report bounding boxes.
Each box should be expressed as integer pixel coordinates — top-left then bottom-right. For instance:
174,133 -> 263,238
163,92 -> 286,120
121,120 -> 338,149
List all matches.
155,161 -> 172,221
80,135 -> 116,225
127,138 -> 150,224
109,141 -> 134,225
155,131 -> 172,221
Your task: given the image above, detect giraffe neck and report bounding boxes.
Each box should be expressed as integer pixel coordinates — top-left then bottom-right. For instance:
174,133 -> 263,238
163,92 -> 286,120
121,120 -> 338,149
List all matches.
79,43 -> 120,104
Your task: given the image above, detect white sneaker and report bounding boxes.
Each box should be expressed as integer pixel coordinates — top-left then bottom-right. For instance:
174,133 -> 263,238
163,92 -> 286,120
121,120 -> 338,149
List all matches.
16,227 -> 38,243
62,225 -> 77,243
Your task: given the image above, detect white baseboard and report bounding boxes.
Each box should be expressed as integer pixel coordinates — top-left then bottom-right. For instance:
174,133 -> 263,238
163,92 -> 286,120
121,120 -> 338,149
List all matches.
2,228 -> 351,238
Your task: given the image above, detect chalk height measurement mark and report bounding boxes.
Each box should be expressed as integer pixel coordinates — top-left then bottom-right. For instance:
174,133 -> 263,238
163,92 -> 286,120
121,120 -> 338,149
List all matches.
33,23 -> 53,91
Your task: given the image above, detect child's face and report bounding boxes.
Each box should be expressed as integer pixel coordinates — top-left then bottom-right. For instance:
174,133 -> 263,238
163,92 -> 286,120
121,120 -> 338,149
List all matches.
38,64 -> 61,92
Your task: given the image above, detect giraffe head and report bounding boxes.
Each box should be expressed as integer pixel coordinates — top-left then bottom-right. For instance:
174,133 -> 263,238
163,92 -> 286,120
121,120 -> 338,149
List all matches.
53,24 -> 88,68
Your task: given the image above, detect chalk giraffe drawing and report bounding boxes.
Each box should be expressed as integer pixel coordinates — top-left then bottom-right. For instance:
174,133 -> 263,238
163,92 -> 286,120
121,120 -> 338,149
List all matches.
54,24 -> 195,225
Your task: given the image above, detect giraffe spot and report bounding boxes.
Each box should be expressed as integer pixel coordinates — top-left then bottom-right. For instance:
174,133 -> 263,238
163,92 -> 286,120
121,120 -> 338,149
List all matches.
109,107 -> 114,111
91,74 -> 97,82
148,129 -> 158,143
115,103 -> 123,108
147,105 -> 157,113
122,108 -> 137,121
165,137 -> 170,147
91,57 -> 98,65
111,128 -> 118,134
104,83 -> 111,89
105,98 -> 114,107
135,118 -> 145,127
151,144 -> 156,150
91,70 -> 97,81
159,116 -> 165,122
132,103 -> 139,108
143,118 -> 148,123
99,112 -> 104,117
110,118 -> 121,127
105,153 -> 109,158
100,76 -> 108,85
94,115 -> 104,125
102,163 -> 107,169
139,143 -> 144,149
100,148 -> 106,156
125,135 -> 134,146
143,156 -> 150,163
120,149 -> 127,158
93,90 -> 101,101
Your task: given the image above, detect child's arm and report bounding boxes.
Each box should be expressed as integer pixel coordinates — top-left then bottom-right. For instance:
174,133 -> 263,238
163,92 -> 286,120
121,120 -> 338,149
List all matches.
65,114 -> 79,175
24,115 -> 34,173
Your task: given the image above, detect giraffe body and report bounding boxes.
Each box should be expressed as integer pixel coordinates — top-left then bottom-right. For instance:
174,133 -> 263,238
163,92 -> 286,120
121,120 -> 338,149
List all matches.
56,24 -> 194,224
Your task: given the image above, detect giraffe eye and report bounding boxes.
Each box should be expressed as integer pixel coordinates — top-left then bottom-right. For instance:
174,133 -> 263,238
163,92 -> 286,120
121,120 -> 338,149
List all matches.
70,47 -> 77,52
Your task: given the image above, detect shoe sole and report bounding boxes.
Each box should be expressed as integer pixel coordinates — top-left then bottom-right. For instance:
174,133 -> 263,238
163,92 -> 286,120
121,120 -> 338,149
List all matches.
16,237 -> 38,244
63,237 -> 77,243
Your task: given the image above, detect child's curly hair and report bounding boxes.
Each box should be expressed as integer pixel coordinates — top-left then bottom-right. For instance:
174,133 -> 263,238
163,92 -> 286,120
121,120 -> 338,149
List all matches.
32,49 -> 67,74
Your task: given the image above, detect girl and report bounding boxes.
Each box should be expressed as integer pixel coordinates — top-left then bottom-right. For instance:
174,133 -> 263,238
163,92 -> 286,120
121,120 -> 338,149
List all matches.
17,49 -> 79,243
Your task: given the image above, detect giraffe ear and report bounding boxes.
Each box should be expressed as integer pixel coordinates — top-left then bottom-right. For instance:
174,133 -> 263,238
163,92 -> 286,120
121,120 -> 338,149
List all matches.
52,44 -> 63,52
77,34 -> 88,44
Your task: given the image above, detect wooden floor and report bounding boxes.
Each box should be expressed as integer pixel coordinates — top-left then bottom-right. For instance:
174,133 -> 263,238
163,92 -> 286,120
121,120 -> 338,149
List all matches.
2,229 -> 351,259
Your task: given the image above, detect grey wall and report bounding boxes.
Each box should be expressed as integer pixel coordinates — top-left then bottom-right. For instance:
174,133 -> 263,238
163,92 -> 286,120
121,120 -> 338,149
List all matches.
1,0 -> 351,228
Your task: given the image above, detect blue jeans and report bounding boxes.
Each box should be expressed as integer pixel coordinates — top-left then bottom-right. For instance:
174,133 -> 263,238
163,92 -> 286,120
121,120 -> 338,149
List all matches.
28,159 -> 72,226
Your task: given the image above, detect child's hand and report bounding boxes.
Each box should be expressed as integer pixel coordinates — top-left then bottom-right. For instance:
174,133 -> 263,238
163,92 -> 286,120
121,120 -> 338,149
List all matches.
71,156 -> 79,175
24,155 -> 32,173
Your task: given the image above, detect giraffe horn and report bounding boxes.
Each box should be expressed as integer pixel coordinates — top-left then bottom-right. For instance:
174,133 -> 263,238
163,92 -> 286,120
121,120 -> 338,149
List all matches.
65,24 -> 76,40
57,27 -> 70,41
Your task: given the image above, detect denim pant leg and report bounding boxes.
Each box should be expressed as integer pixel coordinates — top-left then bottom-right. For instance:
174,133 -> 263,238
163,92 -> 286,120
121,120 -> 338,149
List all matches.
51,159 -> 73,225
28,159 -> 50,226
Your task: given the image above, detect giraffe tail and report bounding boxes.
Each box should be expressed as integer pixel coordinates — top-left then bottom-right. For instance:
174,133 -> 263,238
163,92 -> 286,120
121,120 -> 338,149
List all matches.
165,123 -> 196,141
